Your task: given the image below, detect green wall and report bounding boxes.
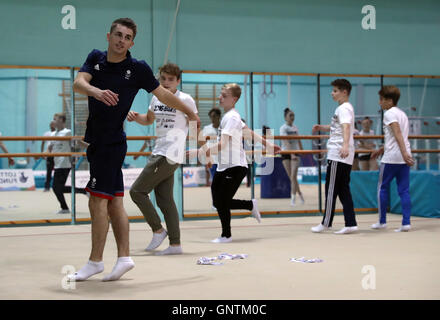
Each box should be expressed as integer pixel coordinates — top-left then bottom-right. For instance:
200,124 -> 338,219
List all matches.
0,0 -> 439,74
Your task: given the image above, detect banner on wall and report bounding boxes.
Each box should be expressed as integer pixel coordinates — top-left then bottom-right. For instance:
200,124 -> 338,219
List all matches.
182,166 -> 207,187
0,169 -> 35,191
65,168 -> 144,189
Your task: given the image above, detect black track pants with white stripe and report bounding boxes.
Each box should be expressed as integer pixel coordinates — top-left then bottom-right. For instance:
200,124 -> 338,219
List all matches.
322,160 -> 357,228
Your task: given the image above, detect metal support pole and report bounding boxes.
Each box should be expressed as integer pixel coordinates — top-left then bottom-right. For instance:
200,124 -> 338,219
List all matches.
250,72 -> 255,200
380,75 -> 384,142
317,74 -> 322,213
70,67 -> 76,225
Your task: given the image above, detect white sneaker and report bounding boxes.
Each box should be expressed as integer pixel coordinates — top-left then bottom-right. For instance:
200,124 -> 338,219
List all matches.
145,229 -> 168,251
290,195 -> 296,206
311,223 -> 331,233
298,193 -> 305,204
334,226 -> 358,234
371,222 -> 387,229
211,236 -> 232,243
251,199 -> 261,223
394,225 -> 411,232
56,209 -> 70,214
155,245 -> 183,255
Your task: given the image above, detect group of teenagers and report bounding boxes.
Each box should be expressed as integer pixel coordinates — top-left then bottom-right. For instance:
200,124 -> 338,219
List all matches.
67,18 -> 414,282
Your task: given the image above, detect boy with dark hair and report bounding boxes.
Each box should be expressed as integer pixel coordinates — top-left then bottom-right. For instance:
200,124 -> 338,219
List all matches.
371,85 -> 414,232
71,18 -> 199,281
49,113 -> 88,214
311,79 -> 358,234
41,120 -> 56,191
203,107 -> 221,183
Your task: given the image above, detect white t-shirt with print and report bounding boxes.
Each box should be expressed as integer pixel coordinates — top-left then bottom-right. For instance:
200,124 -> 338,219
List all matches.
149,90 -> 198,164
50,128 -> 71,169
216,108 -> 248,172
326,102 -> 355,165
202,123 -> 219,164
381,106 -> 411,164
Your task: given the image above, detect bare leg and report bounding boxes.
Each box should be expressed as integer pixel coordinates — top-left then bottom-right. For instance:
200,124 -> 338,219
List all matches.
370,158 -> 378,171
107,196 -> 130,258
359,160 -> 368,171
292,158 -> 301,195
88,196 -> 110,262
282,159 -> 293,194
103,196 -> 135,281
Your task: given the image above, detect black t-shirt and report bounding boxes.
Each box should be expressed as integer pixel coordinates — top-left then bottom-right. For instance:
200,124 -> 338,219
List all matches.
79,49 -> 159,145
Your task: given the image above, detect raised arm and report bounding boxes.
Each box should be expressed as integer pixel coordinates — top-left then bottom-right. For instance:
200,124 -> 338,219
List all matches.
242,125 -> 280,154
152,86 -> 200,128
312,124 -> 331,133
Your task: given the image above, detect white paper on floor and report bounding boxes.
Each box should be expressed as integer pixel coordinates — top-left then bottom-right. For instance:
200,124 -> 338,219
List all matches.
197,257 -> 223,265
218,253 -> 248,260
290,257 -> 324,263
197,253 -> 248,265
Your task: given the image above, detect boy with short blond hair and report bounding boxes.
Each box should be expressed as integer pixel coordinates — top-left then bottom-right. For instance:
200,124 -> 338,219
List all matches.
371,85 -> 414,232
198,83 -> 280,243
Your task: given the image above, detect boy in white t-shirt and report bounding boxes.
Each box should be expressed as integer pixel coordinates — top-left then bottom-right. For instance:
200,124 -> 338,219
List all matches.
202,107 -> 221,185
197,83 -> 280,243
128,63 -> 198,255
49,113 -> 88,214
371,86 -> 414,232
41,120 -> 56,191
311,79 -> 358,234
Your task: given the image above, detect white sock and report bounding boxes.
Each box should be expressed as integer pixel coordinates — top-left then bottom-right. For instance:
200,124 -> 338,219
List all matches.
155,245 -> 183,256
102,257 -> 135,282
145,229 -> 168,251
68,260 -> 104,281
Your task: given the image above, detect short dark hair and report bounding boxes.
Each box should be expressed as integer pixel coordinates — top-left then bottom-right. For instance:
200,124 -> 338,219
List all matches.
262,125 -> 271,136
208,107 -> 221,117
362,116 -> 373,125
110,18 -> 137,39
331,79 -> 352,95
159,63 -> 182,80
284,107 -> 294,118
379,85 -> 400,106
